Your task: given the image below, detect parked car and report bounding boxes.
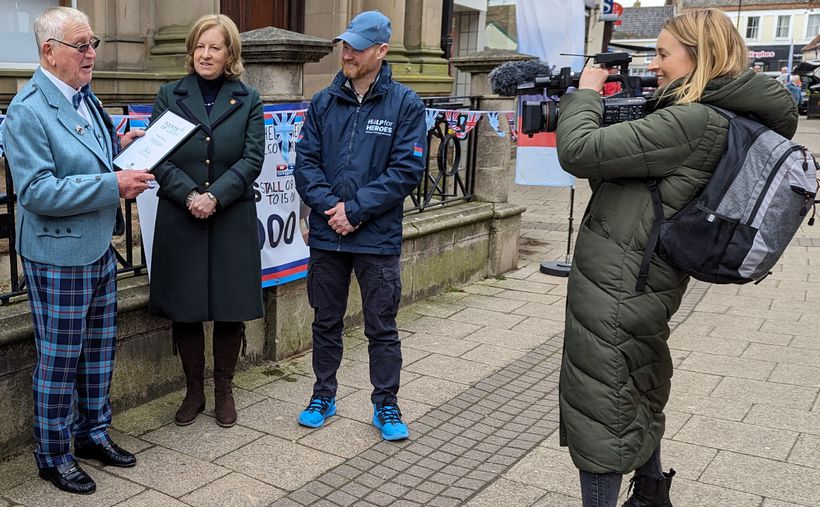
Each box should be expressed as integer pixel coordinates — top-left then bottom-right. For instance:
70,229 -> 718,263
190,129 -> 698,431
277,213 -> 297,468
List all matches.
792,60 -> 820,117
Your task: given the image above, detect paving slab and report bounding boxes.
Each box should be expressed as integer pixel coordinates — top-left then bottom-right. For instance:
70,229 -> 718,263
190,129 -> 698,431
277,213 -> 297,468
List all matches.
711,377 -> 818,411
699,451 -> 820,506
141,415 -> 264,461
405,300 -> 468,319
180,472 -> 286,506
460,343 -> 528,367
399,376 -> 469,406
397,315 -> 483,338
403,354 -> 499,385
235,397 -> 323,440
298,417 -> 381,458
464,325 -> 557,351
112,490 -> 188,506
449,307 -> 527,330
106,446 -> 229,497
742,342 -> 820,368
743,404 -> 820,435
708,327 -> 793,346
659,438 -> 717,480
678,352 -> 776,380
459,293 -> 532,313
670,369 -> 721,396
400,332 -> 481,357
215,435 -> 344,492
6,467 -> 144,507
670,477 -> 763,507
673,416 -> 798,460
503,446 -> 585,499
786,433 -> 820,468
665,390 -> 753,421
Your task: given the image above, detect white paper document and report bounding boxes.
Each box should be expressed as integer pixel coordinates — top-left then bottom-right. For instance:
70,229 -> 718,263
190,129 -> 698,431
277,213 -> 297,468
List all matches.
113,110 -> 198,171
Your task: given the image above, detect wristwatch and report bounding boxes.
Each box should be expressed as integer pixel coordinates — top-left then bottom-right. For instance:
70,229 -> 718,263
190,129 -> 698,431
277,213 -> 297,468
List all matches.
205,192 -> 218,205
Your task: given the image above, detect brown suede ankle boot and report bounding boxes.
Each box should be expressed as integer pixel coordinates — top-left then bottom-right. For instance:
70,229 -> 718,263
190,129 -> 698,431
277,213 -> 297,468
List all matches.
622,469 -> 675,507
173,322 -> 206,426
213,322 -> 243,428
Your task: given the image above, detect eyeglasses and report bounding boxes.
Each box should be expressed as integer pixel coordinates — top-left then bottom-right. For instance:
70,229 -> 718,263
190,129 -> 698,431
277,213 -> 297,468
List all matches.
47,37 -> 100,53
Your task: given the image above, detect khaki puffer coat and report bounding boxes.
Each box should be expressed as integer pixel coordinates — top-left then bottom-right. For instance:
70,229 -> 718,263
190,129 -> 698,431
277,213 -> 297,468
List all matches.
555,70 -> 797,474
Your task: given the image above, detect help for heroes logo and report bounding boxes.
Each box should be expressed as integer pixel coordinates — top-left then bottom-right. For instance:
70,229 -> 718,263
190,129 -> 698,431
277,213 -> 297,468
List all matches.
365,118 -> 393,136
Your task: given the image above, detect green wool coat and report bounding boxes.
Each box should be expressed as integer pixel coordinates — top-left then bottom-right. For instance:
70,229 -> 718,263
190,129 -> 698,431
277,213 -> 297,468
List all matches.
148,75 -> 265,323
555,71 -> 797,474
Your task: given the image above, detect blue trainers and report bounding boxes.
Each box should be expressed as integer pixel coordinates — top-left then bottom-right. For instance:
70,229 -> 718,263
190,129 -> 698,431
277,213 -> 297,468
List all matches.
298,396 -> 336,428
373,401 -> 409,441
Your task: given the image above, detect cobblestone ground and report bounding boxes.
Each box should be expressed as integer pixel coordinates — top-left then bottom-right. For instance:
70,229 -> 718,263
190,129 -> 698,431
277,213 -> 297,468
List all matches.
1,119 -> 819,506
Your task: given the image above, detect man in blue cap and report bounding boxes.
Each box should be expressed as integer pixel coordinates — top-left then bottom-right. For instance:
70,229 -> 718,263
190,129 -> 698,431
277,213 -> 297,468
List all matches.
294,10 -> 428,441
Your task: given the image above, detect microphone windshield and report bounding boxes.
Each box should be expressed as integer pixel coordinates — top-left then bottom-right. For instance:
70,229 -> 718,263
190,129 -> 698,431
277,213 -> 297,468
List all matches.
489,59 -> 552,96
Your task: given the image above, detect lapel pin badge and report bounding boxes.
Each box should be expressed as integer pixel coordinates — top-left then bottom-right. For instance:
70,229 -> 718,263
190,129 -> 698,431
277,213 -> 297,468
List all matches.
75,125 -> 85,135
230,99 -> 237,105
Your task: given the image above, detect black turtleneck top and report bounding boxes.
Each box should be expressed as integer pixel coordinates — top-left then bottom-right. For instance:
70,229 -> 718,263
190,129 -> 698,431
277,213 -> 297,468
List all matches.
196,73 -> 226,115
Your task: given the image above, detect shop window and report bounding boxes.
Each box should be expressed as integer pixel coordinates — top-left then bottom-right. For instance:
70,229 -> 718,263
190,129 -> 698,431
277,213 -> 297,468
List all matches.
746,16 -> 760,40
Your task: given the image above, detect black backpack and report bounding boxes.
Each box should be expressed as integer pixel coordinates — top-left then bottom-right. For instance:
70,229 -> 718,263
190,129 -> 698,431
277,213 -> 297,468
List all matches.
637,107 -> 818,291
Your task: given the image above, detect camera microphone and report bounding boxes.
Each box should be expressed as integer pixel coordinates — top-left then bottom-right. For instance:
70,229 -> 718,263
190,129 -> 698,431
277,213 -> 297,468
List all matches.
489,59 -> 552,96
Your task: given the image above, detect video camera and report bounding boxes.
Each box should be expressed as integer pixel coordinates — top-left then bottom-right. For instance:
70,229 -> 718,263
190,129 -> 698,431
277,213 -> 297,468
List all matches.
515,52 -> 657,136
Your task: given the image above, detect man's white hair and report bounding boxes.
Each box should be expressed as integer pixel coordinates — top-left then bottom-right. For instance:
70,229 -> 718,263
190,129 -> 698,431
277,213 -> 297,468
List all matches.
34,7 -> 90,56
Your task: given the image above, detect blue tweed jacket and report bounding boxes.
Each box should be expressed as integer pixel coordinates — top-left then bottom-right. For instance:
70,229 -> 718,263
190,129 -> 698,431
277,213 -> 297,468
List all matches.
4,68 -> 121,266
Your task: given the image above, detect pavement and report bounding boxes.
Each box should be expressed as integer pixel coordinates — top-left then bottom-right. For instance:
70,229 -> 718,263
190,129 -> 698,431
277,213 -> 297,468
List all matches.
1,118 -> 819,506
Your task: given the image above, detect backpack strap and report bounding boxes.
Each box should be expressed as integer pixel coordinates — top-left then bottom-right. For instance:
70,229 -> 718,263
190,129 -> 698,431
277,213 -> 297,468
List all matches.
636,179 -> 664,292
704,104 -> 735,119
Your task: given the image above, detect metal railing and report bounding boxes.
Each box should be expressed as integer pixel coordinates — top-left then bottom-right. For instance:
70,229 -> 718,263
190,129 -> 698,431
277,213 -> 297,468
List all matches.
407,96 -> 479,213
0,97 -> 483,303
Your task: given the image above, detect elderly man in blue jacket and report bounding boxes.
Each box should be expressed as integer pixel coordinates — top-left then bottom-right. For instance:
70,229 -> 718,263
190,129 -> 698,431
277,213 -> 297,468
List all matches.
294,10 -> 427,441
3,6 -> 153,495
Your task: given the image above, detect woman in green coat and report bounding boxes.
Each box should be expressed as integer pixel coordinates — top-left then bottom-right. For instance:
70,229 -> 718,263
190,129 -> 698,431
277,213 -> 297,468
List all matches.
148,14 -> 264,429
555,9 -> 797,506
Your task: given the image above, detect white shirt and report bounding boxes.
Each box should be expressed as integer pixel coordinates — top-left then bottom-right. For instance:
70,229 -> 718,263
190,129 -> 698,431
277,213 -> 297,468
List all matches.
40,66 -> 94,126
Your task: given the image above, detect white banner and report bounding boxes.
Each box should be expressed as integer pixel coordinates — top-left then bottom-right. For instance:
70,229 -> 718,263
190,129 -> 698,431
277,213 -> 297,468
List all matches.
514,0 -> 583,188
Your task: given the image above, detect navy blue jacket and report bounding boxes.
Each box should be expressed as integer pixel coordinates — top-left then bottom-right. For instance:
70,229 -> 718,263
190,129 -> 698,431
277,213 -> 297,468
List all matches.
295,62 -> 427,255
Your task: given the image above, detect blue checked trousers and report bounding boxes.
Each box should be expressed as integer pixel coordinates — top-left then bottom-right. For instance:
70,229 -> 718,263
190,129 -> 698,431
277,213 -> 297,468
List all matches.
23,247 -> 117,469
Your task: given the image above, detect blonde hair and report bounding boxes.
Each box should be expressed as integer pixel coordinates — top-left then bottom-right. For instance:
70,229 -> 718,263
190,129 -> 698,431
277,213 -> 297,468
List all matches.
34,7 -> 90,56
185,14 -> 244,79
660,8 -> 747,104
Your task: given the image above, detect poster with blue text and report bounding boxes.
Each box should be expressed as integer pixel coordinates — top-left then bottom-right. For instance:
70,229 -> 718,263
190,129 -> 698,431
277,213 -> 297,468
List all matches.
258,102 -> 310,286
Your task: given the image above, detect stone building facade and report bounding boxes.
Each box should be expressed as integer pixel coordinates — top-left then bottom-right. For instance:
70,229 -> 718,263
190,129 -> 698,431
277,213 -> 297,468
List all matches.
0,0 -> 455,107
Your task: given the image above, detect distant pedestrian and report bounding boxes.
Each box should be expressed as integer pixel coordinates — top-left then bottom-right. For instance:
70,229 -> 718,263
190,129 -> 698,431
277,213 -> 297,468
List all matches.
293,10 -> 427,441
786,75 -> 803,106
556,8 -> 797,507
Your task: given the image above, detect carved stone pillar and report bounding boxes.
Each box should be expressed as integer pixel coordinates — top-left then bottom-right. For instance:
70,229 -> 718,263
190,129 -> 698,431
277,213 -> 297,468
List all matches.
401,0 -> 453,95
240,27 -> 334,103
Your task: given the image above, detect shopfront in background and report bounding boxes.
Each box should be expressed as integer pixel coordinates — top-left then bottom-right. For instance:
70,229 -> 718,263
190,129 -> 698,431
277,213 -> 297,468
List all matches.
748,45 -> 804,72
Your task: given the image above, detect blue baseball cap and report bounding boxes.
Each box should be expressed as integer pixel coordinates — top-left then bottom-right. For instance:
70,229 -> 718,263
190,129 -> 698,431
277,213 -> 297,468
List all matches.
334,11 -> 391,50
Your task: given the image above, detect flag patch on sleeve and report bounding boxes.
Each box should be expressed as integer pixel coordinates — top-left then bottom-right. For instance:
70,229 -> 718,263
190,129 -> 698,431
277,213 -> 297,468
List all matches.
413,143 -> 424,157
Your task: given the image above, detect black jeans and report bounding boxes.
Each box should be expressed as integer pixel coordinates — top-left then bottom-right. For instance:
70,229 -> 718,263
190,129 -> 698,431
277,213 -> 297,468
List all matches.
307,248 -> 402,404
579,445 -> 664,507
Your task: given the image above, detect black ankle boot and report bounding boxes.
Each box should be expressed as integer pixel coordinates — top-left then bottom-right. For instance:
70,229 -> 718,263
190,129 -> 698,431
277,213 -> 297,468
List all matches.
622,469 -> 675,507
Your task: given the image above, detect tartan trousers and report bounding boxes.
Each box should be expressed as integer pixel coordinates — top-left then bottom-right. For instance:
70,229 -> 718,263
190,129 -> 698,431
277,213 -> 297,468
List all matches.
23,247 -> 117,469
